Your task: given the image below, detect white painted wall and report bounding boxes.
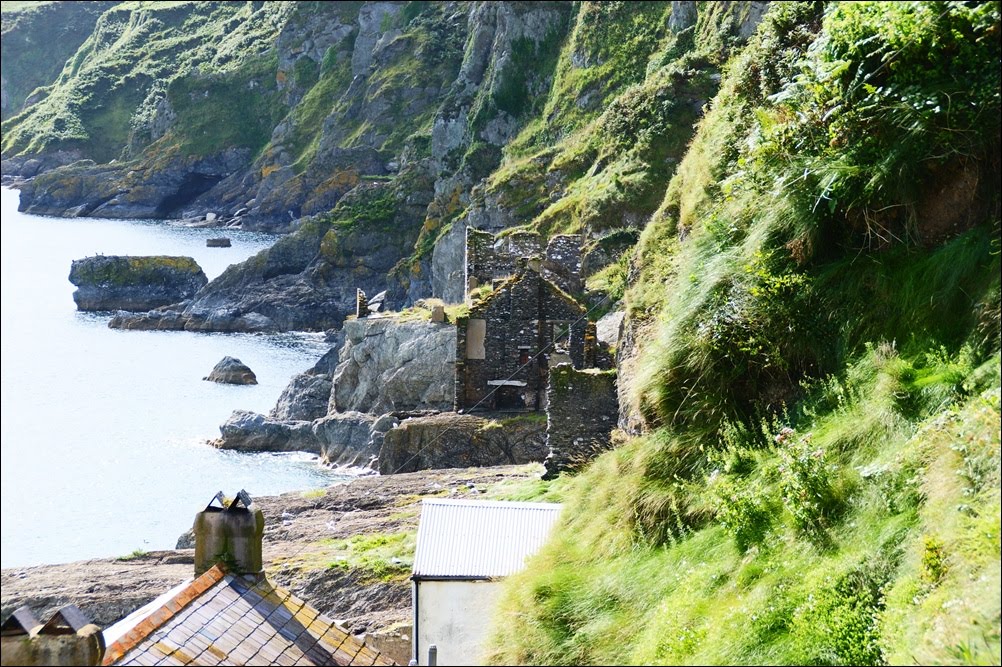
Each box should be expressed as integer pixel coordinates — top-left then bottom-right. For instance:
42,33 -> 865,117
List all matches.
415,579 -> 501,666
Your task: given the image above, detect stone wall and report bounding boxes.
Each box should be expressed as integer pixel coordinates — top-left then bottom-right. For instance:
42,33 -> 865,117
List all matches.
378,412 -> 547,474
464,229 -> 586,299
543,365 -> 618,479
465,228 -> 543,295
455,266 -> 590,411
541,234 -> 583,295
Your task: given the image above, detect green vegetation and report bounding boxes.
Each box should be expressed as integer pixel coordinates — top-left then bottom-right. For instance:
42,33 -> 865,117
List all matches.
1,1 -> 291,160
488,3 -> 1001,665
117,548 -> 148,561
0,1 -> 115,122
166,51 -> 284,158
478,0 -> 739,248
324,532 -> 416,583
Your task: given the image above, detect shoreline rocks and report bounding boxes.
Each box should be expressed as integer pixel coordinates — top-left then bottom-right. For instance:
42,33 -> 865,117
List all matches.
68,255 -> 206,312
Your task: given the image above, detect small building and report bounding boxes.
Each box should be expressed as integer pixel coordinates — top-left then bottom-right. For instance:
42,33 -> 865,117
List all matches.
100,491 -> 396,666
410,499 -> 562,666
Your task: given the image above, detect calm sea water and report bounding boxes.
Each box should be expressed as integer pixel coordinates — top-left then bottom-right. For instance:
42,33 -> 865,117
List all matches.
0,186 -> 346,568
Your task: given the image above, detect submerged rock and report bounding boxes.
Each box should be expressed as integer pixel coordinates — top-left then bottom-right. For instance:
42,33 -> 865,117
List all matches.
203,356 -> 258,385
68,255 -> 206,311
206,237 -> 231,247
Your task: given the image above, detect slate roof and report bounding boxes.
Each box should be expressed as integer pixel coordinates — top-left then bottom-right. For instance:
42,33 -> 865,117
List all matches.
412,499 -> 562,580
102,564 -> 394,666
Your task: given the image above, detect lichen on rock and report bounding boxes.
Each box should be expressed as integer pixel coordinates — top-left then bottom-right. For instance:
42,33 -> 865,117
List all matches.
68,255 -> 207,312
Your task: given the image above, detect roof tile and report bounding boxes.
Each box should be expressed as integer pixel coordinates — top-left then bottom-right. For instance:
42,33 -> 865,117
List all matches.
106,565 -> 392,666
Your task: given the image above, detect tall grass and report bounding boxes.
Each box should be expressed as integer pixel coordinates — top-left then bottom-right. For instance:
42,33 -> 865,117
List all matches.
488,2 -> 1000,664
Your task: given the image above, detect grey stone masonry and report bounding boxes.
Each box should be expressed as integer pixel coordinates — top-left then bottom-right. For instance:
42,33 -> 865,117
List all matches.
542,234 -> 583,295
543,365 -> 618,479
465,227 -> 543,294
464,228 -> 585,298
455,263 -> 593,412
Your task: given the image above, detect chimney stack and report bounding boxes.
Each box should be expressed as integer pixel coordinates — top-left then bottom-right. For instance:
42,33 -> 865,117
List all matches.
193,490 -> 265,576
1,605 -> 104,666
356,288 -> 369,318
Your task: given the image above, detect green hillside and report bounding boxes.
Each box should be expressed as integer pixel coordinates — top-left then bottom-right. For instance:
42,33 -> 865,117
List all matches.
487,3 -> 1001,664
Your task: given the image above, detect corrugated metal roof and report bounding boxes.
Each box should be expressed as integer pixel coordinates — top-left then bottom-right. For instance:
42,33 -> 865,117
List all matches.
412,499 -> 562,579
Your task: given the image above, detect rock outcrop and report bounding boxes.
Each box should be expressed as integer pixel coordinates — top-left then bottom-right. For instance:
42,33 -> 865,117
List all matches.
211,409 -> 383,470
270,373 -> 333,421
331,318 -> 457,414
313,412 -> 382,468
378,412 -> 547,474
203,357 -> 258,385
212,315 -> 459,467
212,409 -> 318,453
68,256 -> 207,312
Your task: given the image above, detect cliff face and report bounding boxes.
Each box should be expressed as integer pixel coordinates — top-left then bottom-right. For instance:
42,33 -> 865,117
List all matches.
0,1 -> 118,122
2,1 -> 763,332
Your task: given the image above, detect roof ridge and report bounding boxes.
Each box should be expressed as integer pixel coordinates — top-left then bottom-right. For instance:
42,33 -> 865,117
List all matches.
421,498 -> 562,509
101,564 -> 228,665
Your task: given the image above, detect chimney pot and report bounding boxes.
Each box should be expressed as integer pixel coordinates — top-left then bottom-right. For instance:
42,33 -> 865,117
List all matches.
193,490 -> 265,576
1,606 -> 104,667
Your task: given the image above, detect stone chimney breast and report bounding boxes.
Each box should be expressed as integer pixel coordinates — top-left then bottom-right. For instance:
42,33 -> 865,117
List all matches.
193,490 -> 265,577
0,605 -> 104,667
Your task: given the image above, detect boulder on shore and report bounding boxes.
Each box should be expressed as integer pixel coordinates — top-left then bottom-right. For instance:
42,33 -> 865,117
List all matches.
203,356 -> 258,385
210,409 -> 317,452
68,255 -> 207,311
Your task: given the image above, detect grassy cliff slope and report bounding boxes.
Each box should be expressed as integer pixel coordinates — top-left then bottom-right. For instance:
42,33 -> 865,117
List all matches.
0,1 -> 118,122
487,3 -> 1001,665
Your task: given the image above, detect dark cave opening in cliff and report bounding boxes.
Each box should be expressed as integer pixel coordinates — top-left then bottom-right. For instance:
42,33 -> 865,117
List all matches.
155,173 -> 222,217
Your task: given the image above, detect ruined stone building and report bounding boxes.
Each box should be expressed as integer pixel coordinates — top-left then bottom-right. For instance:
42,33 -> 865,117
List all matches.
452,227 -> 622,477
455,261 -> 596,411
454,229 -> 601,412
464,228 -> 584,296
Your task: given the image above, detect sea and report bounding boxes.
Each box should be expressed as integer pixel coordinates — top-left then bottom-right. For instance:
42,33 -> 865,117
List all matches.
0,186 -> 348,568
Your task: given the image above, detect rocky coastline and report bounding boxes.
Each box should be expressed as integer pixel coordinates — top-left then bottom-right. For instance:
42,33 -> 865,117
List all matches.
0,465 -> 543,641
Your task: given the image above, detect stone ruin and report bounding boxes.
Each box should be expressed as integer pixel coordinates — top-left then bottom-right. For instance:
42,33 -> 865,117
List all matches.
452,227 -> 621,477
455,227 -> 620,474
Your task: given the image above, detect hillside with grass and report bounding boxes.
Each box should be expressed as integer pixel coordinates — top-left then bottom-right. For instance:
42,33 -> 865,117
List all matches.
0,2 -> 998,663
486,2 -> 1001,665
